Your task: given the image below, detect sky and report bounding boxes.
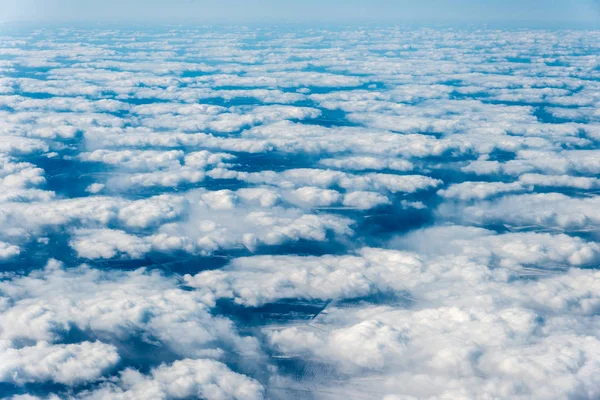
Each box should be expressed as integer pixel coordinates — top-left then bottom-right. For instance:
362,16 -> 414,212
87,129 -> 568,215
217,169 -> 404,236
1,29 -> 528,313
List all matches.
1,0 -> 600,26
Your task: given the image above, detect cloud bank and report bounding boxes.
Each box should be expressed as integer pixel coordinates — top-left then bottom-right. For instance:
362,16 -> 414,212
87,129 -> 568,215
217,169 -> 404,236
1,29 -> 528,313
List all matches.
0,24 -> 600,400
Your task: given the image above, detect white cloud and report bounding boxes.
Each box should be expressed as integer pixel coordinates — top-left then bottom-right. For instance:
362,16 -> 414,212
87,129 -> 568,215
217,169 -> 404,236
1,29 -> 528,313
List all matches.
194,71 -> 363,88
3,25 -> 600,400
0,259 -> 260,359
184,249 -> 423,307
239,121 -> 456,157
260,254 -> 600,399
463,150 -> 600,177
0,194 -> 187,242
0,186 -> 355,258
86,183 -> 105,194
0,136 -> 49,155
0,341 -> 119,386
319,156 -> 414,172
266,304 -> 600,400
343,190 -> 391,209
106,167 -> 206,190
439,193 -> 600,232
153,200 -> 353,255
62,188 -> 355,259
518,173 -> 600,189
210,168 -> 441,194
79,149 -> 186,171
282,186 -> 342,208
438,181 -> 525,201
0,155 -> 52,205
393,225 -> 600,268
0,241 -> 20,260
135,104 -> 321,133
70,229 -> 152,259
79,149 -> 236,190
269,320 -> 408,372
79,358 -> 264,400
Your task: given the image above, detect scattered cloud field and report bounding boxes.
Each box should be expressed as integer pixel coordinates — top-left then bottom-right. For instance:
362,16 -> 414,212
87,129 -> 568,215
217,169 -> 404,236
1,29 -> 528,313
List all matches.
0,25 -> 600,399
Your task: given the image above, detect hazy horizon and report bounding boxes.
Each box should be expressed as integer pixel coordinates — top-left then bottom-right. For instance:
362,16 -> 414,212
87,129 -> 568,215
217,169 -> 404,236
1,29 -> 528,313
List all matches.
1,0 -> 599,27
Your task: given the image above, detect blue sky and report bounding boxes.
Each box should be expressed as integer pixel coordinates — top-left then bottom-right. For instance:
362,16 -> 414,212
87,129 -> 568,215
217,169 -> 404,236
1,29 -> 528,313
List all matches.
1,0 -> 600,25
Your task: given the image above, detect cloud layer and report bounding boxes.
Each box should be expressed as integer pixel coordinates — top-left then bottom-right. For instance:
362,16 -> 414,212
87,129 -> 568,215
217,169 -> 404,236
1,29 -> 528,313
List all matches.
1,25 -> 600,400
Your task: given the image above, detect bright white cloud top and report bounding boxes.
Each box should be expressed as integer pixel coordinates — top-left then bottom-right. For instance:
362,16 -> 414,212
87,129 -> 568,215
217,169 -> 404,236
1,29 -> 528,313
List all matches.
0,24 -> 599,400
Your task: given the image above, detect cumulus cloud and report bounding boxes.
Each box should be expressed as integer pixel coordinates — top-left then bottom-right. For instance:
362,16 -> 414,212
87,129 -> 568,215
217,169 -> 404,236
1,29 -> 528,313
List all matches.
70,229 -> 153,259
438,181 -> 525,201
79,358 -> 264,400
0,259 -> 259,359
266,304 -> 600,399
393,225 -> 600,268
134,104 -> 321,133
3,24 -> 600,400
463,150 -> 600,177
0,194 -> 187,243
0,241 -> 21,260
79,149 -> 236,190
518,173 -> 600,189
184,248 -> 423,306
209,167 -> 441,194
79,149 -> 187,171
0,154 -> 52,205
0,341 -> 119,386
259,247 -> 600,399
153,203 -> 353,255
439,193 -> 600,232
319,156 -> 414,172
342,190 -> 391,209
64,187 -> 354,259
